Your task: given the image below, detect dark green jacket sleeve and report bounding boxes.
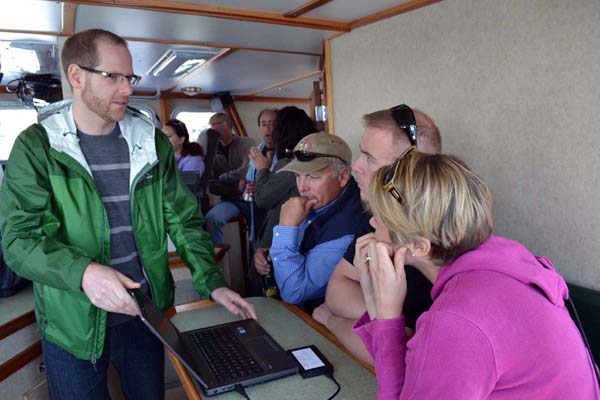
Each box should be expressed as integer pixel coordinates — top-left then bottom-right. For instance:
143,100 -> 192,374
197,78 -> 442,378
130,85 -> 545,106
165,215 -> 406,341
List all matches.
157,131 -> 227,296
0,126 -> 91,291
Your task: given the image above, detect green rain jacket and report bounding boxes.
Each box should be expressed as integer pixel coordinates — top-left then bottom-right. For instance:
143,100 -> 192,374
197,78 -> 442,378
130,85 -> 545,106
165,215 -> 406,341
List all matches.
0,100 -> 227,361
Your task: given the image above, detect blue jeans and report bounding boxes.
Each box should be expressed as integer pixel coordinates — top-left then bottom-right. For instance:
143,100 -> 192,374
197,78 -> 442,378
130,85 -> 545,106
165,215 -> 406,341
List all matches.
43,317 -> 165,400
205,200 -> 251,245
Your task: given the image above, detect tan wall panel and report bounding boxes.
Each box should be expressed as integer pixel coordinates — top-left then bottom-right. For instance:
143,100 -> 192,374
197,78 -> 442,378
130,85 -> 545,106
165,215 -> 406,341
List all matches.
330,0 -> 600,289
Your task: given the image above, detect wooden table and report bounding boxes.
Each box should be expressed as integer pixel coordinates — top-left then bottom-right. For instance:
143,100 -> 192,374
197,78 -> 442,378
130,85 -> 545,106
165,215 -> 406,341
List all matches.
167,297 -> 376,400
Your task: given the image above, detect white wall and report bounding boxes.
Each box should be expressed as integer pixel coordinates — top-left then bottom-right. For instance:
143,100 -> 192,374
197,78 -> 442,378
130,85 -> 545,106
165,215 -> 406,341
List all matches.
329,0 -> 600,289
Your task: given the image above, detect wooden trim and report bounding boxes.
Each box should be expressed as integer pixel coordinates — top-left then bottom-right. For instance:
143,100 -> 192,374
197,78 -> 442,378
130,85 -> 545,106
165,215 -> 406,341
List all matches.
165,48 -> 236,92
57,0 -> 351,32
349,0 -> 444,29
0,311 -> 36,341
159,97 -> 171,122
283,0 -> 334,18
323,37 -> 334,134
249,70 -> 322,97
0,341 -> 42,383
226,103 -> 247,137
282,303 -> 375,374
166,350 -> 204,400
61,3 -> 78,35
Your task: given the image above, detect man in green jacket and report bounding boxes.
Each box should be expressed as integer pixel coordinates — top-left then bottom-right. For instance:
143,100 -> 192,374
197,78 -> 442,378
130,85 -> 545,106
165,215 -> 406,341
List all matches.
0,29 -> 255,400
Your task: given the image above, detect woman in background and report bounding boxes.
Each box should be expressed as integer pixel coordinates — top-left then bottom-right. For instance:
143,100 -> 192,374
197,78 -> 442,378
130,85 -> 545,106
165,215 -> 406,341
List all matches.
163,118 -> 205,176
354,150 -> 599,399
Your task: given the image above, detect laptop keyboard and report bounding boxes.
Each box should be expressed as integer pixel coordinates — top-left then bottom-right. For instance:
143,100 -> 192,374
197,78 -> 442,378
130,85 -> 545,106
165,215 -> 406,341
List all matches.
191,326 -> 263,383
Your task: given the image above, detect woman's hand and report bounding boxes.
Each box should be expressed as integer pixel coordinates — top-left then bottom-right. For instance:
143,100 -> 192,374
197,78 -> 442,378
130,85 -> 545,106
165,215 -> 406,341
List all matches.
249,147 -> 271,170
354,233 -> 378,320
367,243 -> 408,320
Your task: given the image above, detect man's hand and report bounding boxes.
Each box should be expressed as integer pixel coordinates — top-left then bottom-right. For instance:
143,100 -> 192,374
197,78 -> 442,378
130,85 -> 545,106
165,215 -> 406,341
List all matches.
254,247 -> 271,275
211,287 -> 257,320
81,262 -> 141,316
248,146 -> 271,170
279,196 -> 318,226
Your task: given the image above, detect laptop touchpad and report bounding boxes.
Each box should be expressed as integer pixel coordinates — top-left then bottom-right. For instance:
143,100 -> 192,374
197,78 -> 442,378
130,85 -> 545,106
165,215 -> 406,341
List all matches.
246,337 -> 281,368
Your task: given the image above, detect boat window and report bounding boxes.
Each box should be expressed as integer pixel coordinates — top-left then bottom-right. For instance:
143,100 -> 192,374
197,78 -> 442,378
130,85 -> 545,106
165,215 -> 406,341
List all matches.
172,108 -> 215,142
0,106 -> 38,161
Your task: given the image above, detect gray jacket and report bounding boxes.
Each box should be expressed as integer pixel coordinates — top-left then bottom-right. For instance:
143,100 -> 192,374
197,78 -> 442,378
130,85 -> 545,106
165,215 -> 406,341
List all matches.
209,135 -> 255,200
254,158 -> 299,248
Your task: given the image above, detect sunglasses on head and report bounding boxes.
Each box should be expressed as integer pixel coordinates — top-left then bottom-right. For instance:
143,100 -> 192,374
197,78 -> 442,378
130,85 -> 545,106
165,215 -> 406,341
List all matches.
286,149 -> 346,163
391,104 -> 417,147
382,145 -> 417,204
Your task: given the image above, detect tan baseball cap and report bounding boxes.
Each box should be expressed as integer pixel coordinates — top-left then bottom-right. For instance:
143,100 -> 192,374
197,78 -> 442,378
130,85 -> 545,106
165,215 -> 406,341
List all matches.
278,131 -> 352,174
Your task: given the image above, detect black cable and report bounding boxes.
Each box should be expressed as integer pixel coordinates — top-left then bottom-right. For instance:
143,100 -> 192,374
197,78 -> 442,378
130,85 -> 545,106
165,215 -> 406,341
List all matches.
234,384 -> 251,400
325,372 -> 341,400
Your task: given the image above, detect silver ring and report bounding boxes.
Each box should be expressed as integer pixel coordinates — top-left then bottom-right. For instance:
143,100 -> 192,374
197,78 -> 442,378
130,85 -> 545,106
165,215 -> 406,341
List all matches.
365,256 -> 371,263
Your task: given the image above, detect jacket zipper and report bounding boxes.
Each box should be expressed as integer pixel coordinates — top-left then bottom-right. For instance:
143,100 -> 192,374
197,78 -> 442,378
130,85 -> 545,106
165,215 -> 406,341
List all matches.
130,160 -> 159,300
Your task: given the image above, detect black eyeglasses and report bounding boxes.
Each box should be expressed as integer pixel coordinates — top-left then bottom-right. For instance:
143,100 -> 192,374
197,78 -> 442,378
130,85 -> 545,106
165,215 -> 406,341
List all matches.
77,65 -> 141,86
382,146 -> 417,204
391,104 -> 417,146
286,149 -> 346,164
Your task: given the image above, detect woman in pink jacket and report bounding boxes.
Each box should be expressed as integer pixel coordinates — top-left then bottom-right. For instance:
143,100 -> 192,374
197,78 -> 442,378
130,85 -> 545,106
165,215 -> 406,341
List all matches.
354,149 -> 599,399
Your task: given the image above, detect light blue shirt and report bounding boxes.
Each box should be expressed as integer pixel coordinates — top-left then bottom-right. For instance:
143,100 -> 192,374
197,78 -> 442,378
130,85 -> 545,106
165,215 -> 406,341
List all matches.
245,142 -> 278,182
269,190 -> 355,305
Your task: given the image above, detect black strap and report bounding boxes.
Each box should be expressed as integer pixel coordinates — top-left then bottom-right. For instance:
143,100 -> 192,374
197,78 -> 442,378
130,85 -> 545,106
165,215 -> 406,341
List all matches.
565,296 -> 600,384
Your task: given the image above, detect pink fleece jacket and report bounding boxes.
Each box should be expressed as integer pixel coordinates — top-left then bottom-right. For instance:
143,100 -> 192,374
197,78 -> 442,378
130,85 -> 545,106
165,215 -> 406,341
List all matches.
354,236 -> 599,399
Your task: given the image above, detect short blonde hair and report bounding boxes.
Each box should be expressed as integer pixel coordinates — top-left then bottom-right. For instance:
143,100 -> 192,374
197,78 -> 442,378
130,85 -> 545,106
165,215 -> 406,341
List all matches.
368,152 -> 493,265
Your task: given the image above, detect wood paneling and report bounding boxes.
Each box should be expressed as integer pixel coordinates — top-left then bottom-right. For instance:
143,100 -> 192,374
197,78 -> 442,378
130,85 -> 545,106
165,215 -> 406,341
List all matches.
284,0 -> 334,18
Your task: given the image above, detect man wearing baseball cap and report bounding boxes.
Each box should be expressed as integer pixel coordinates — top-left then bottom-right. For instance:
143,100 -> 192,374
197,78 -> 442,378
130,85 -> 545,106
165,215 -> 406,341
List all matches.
268,132 -> 370,311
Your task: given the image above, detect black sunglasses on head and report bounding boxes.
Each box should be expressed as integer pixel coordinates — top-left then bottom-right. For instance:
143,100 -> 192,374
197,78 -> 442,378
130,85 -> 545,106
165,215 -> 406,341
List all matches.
391,104 -> 417,146
286,149 -> 346,163
382,145 -> 417,205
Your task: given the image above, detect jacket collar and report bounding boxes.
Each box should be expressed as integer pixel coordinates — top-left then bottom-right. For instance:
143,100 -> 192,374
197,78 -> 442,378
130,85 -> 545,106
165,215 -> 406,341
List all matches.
38,99 -> 157,185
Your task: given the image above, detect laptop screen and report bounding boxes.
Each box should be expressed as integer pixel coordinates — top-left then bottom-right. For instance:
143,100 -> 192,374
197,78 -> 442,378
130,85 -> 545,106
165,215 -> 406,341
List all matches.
131,289 -> 209,387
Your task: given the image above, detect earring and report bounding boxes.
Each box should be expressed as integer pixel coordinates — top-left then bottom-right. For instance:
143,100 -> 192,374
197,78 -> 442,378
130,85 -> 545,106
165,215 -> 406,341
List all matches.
411,252 -> 416,257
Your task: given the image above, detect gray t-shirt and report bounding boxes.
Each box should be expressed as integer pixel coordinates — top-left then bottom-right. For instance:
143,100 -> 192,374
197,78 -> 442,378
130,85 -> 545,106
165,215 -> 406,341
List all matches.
78,124 -> 149,326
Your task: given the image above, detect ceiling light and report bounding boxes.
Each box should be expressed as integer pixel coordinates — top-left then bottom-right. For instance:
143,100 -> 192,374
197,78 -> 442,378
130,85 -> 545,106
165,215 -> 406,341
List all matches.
182,87 -> 202,96
147,48 -> 220,78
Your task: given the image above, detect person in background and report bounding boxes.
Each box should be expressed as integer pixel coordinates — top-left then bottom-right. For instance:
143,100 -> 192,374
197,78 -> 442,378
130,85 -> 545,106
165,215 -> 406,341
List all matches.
240,108 -> 278,241
355,150 -> 600,399
313,105 -> 441,365
0,29 -> 255,400
163,118 -> 205,176
205,112 -> 255,245
249,106 -> 317,295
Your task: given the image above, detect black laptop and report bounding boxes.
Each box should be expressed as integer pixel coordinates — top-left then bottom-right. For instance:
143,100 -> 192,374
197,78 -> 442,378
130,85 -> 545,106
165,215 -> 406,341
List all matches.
131,289 -> 298,396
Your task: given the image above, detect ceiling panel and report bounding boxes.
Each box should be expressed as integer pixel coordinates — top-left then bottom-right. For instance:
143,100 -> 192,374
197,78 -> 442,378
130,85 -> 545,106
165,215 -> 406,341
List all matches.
257,74 -> 320,98
305,0 -> 407,22
76,5 -> 332,54
170,50 -> 320,95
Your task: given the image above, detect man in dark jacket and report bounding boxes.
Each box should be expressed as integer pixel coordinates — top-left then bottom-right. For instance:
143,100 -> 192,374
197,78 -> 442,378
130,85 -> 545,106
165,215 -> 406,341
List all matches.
0,29 -> 255,400
263,132 -> 370,312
